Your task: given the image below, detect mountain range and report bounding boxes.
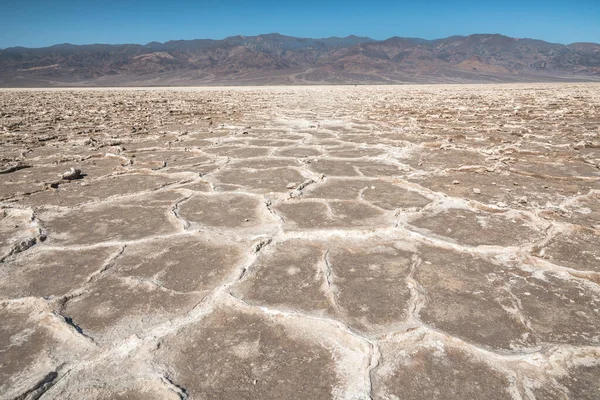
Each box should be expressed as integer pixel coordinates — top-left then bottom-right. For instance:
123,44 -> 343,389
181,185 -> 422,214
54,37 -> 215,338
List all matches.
1,33 -> 599,86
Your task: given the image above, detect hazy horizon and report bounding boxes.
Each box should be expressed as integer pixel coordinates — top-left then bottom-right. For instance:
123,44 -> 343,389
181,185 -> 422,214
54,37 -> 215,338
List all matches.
1,31 -> 597,51
2,0 -> 599,49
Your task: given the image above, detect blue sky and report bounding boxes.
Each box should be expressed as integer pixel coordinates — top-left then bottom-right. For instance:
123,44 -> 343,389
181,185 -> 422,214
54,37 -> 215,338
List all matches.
1,0 -> 599,48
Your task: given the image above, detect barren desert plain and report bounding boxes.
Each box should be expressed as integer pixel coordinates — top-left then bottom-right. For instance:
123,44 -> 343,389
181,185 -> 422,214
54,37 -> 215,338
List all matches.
1,83 -> 599,399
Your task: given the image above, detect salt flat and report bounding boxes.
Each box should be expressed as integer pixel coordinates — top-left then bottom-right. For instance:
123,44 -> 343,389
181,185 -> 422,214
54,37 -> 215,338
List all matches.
1,84 -> 599,399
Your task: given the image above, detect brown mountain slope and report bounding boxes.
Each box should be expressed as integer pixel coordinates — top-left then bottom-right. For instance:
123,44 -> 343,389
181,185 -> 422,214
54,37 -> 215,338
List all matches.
0,33 -> 598,86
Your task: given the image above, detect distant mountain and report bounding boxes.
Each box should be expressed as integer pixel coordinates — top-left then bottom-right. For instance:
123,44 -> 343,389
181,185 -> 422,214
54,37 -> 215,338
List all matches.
1,33 -> 599,86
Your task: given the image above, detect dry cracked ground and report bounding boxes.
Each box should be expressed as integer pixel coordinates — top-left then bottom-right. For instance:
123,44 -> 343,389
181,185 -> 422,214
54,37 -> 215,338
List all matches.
1,84 -> 599,399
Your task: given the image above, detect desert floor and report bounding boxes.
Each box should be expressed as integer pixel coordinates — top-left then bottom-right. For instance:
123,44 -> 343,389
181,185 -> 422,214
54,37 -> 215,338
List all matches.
1,84 -> 599,399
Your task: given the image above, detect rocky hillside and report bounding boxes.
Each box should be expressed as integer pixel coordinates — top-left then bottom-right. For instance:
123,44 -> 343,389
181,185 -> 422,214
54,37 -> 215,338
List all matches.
1,33 -> 599,86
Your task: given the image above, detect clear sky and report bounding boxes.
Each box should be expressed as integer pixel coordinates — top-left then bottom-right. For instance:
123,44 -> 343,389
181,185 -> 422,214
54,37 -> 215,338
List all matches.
1,0 -> 599,49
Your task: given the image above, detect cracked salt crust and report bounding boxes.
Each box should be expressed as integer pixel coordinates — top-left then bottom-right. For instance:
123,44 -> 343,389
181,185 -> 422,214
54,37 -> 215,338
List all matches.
1,83 -> 599,399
